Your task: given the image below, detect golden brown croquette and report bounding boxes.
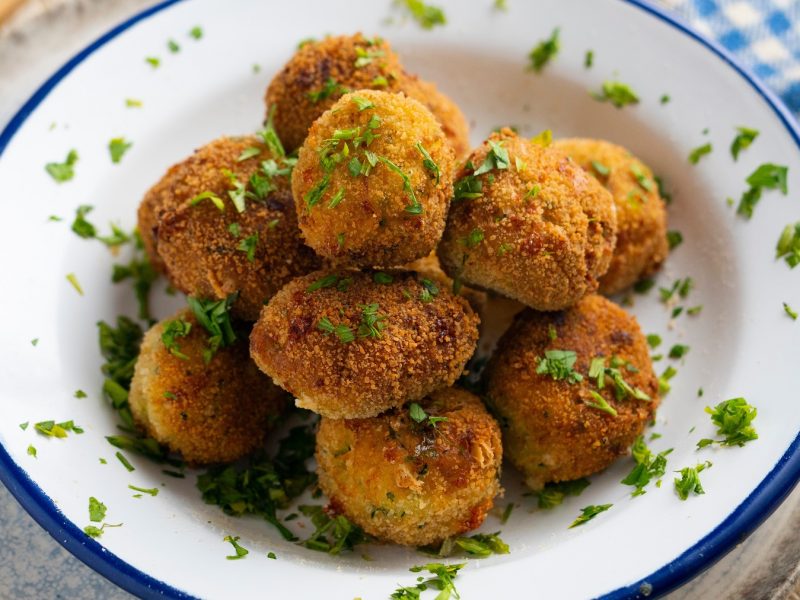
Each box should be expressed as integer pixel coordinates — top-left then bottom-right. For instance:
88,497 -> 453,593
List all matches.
291,90 -> 455,267
437,129 -> 617,311
139,135 -> 322,321
265,33 -> 470,155
554,138 -> 668,295
316,387 -> 502,546
485,294 -> 660,490
249,270 -> 479,419
129,309 -> 288,465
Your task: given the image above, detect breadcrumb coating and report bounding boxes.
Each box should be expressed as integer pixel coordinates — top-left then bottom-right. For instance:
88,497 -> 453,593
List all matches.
129,309 -> 288,465
316,387 -> 502,546
485,294 -> 659,489
249,270 -> 479,419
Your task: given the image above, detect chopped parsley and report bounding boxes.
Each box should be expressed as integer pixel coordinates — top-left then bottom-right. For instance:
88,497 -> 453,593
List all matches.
307,77 -> 348,103
776,222 -> 800,268
660,94 -> 671,104
591,160 -> 610,177
400,0 -> 447,29
474,140 -> 510,176
306,273 -> 347,292
237,232 -> 258,262
659,277 -> 693,303
589,355 -> 650,401
453,174 -> 483,200
737,163 -> 789,219
697,397 -> 758,448
190,191 -> 225,211
646,334 -> 662,349
145,56 -> 160,68
377,156 -> 422,215
730,126 -> 759,160
111,233 -> 158,322
674,461 -> 712,500
584,390 -> 617,417
621,436 -> 672,497
115,451 -> 135,472
668,344 -> 689,359
569,504 -> 612,528
688,143 -> 712,165
419,278 -> 439,303
45,149 -> 78,182
436,532 -> 510,558
224,535 -> 249,560
357,303 -> 386,339
299,505 -> 368,554
536,350 -> 583,383
70,205 -> 131,247
160,318 -> 192,360
584,50 -> 594,68
167,39 -> 180,53
109,138 -> 132,163
354,46 -> 386,68
416,142 -> 440,184
189,26 -> 203,40
591,81 -> 639,108
530,129 -> 552,147
464,228 -> 484,248
528,28 -> 560,73
34,420 -> 84,438
128,484 -> 159,497
391,563 -> 464,600
409,402 -> 448,428
19,422 -> 29,431
125,98 -> 142,108
187,294 -> 238,362
27,445 -> 37,458
317,316 -> 355,343
74,389 -> 87,399
535,478 -> 590,509
667,230 -> 683,250
373,271 -> 394,285
89,497 -> 107,522
658,365 -> 677,396
783,302 -> 798,320
351,96 -> 375,111
237,146 -> 261,162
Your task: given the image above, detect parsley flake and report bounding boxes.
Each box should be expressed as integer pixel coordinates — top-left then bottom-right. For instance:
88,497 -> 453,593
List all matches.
674,461 -> 712,500
299,505 -> 368,554
400,0 -> 447,29
89,497 -> 107,522
237,232 -> 259,262
187,293 -> 238,363
189,26 -> 203,40
392,563 -> 464,600
161,318 -> 192,360
128,484 -> 159,497
569,504 -> 612,528
730,126 -> 759,160
536,350 -> 583,383
591,81 -> 639,108
474,140 -> 510,175
688,143 -> 712,165
317,316 -> 355,344
45,149 -> 78,182
357,303 -> 386,339
528,28 -> 560,73
66,273 -> 84,296
699,397 -> 758,448
783,302 -> 798,320
776,222 -> 800,268
621,436 -> 673,497
224,535 -> 249,560
416,142 -> 441,184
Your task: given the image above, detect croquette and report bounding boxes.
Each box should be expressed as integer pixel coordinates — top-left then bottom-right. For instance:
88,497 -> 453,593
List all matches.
249,270 -> 479,419
485,294 -> 659,490
437,129 -> 617,311
554,138 -> 668,295
316,387 -> 502,546
291,90 -> 455,267
265,33 -> 470,156
138,136 -> 322,321
129,308 -> 288,465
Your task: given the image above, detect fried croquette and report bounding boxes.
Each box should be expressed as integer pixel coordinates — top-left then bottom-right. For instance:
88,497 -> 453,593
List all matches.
437,129 -> 617,311
291,90 -> 455,267
316,387 -> 502,546
265,33 -> 470,155
129,308 -> 287,465
554,138 -> 668,295
485,294 -> 659,490
139,136 -> 322,321
249,270 -> 479,419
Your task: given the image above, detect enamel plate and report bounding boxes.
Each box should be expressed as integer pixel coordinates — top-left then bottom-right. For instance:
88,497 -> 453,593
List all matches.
1,0 -> 799,598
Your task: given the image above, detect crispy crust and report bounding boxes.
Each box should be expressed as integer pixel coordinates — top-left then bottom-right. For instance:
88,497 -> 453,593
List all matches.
437,129 -> 617,311
129,309 -> 288,465
249,270 -> 480,419
485,294 -> 660,489
316,387 -> 502,546
291,90 -> 455,267
139,136 -> 322,321
554,138 -> 668,295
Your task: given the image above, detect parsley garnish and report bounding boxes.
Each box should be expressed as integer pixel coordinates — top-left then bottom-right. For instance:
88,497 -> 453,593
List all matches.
688,143 -> 712,165
317,316 -> 355,343
667,230 -> 683,250
668,344 -> 689,359
621,436 -> 673,497
646,334 -> 662,349
167,39 -> 180,53
35,420 -> 84,438
736,163 -> 789,219
377,156 -> 422,215
89,497 -> 107,522
409,402 -> 448,428
304,174 -> 330,210
237,232 -> 258,262
354,46 -> 385,68
453,175 -> 483,200
784,302 -> 798,320
674,461 -> 712,500
45,149 -> 78,182
237,146 -> 261,162
530,129 -> 552,147
776,222 -> 800,268
528,28 -> 560,73
401,0 -> 447,29
189,26 -> 203,40
536,350 -> 583,383
125,98 -> 142,108
299,505 -> 368,554
70,205 -> 131,247
190,191 -> 225,211
436,532 -> 510,558
66,273 -> 84,296
569,504 -> 612,528
27,445 -> 37,458
416,142 -> 440,184
730,126 -> 759,160
224,535 -> 248,560
108,138 -> 132,163
589,356 -> 651,401
308,78 -> 348,103
187,294 -> 238,363
697,397 -> 758,448
258,105 -> 286,158
660,94 -> 671,104
591,81 -> 639,108
391,563 -> 464,600
128,484 -> 159,497
160,318 -> 192,360
585,50 -> 594,68
419,278 -> 439,303
111,232 -> 158,321
306,274 -> 343,292
373,271 -> 394,285
115,451 -> 135,472
145,56 -> 160,68
630,164 -> 653,191
474,140 -> 510,175
591,160 -> 610,177
584,390 -> 617,416
464,228 -> 484,248
535,478 -> 590,509
357,303 -> 386,339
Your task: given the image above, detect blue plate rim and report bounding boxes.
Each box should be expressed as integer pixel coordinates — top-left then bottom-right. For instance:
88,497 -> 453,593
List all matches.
0,1 -> 798,599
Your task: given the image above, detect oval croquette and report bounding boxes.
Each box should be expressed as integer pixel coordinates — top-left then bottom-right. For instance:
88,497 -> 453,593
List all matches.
554,138 -> 668,295
485,294 -> 659,490
249,270 -> 479,419
316,387 -> 502,546
291,90 -> 455,267
129,308 -> 288,465
437,129 -> 617,311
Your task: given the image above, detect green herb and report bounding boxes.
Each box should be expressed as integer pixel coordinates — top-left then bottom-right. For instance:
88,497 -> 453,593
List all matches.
464,228 -> 484,248
354,46 -> 385,68
258,105 -> 286,158
536,350 -> 583,383
747,163 -> 788,192
27,445 -> 37,458
107,137 -> 133,164
227,222 -> 241,237
674,461 -> 712,500
299,505 -> 368,554
111,233 -> 158,322
189,26 -> 203,40
474,140 -> 510,176
306,274 -> 342,292
34,420 -> 83,438
501,503 -> 514,524
326,188 -> 345,209
621,436 -> 673,497
19,422 -> 29,430
419,278 -> 439,303
73,389 -> 87,399
187,294 -> 237,362
699,397 -> 758,448
357,303 -> 386,339
688,143 -> 712,165
646,334 -> 662,349
730,126 -> 759,160
658,365 -> 677,395
83,525 -> 104,538
237,147 -> 261,162
630,164 -> 653,192
377,156 -> 422,215
237,232 -> 258,262
660,94 -> 671,104
591,81 -> 639,108
494,0 -> 507,10
128,484 -> 159,497
528,28 -> 560,73
190,190 -> 225,211
167,39 -> 180,53
569,504 -> 612,528
776,222 -> 800,268
530,129 -> 552,147
125,98 -> 142,108
659,277 -> 693,303
224,535 -> 248,560
351,96 -> 374,111
373,271 -> 394,284
401,0 -> 447,29
584,390 -> 617,417
634,278 -> 655,294
453,174 -> 483,200
409,402 -> 448,428
308,77 -> 347,103
161,318 -> 192,360
591,160 -> 610,177
438,532 -> 510,558
783,302 -> 798,320
267,551 -> 276,559
391,563 -> 464,600
115,451 -> 135,472
89,497 -> 107,522
416,142 -> 440,184
669,344 -> 689,359
317,316 -> 355,343
145,56 -> 160,68
667,230 -> 683,250
372,75 -> 388,87
70,205 -> 131,247
45,149 -> 78,182
589,356 -> 650,401
584,50 -> 594,68
304,174 -> 330,210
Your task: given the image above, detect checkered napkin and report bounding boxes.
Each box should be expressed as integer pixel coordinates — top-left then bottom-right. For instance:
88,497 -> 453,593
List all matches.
659,0 -> 800,113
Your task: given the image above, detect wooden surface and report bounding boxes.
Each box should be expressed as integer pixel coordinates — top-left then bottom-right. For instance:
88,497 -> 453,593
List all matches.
0,1 -> 798,598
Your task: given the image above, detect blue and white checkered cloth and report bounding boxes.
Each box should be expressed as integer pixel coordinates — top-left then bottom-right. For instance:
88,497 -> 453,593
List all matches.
661,0 -> 800,113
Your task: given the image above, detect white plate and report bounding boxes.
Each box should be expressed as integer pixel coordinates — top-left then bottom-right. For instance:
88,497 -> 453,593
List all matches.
1,0 -> 799,598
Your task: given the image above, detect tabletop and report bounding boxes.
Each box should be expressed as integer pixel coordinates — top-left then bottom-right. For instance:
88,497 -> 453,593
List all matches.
0,0 -> 798,598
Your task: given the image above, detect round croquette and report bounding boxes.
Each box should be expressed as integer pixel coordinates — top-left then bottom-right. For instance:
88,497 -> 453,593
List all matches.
485,294 -> 660,490
265,33 -> 470,155
437,129 -> 617,311
129,309 -> 288,465
139,136 -> 322,321
249,270 -> 479,419
316,387 -> 502,546
291,90 -> 455,267
554,138 -> 668,295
